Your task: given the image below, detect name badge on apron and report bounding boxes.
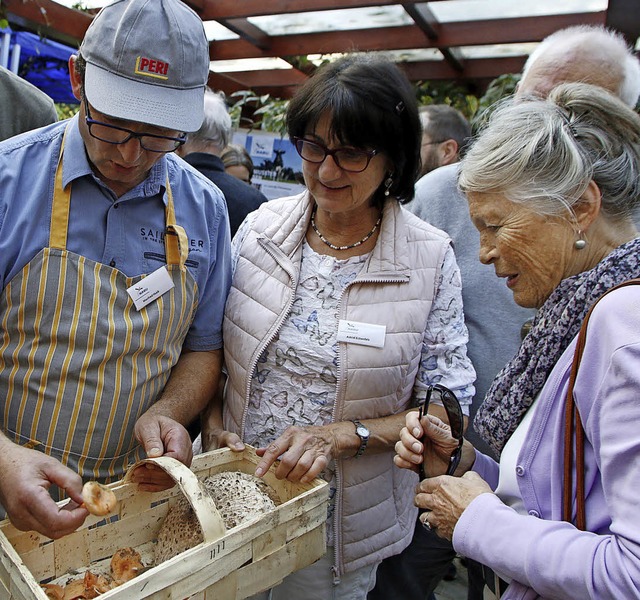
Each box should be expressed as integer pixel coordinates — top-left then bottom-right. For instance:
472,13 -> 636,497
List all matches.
127,266 -> 175,310
337,320 -> 386,348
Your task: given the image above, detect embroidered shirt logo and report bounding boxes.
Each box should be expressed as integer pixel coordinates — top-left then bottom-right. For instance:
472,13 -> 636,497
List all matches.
134,56 -> 169,80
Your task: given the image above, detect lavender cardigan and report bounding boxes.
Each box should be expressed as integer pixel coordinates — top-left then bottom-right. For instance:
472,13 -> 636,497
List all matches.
453,284 -> 640,599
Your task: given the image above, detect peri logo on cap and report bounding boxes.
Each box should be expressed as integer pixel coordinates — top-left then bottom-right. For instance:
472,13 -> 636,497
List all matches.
134,56 -> 169,80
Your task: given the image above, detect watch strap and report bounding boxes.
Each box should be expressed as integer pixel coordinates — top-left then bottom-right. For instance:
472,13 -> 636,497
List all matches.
352,420 -> 369,458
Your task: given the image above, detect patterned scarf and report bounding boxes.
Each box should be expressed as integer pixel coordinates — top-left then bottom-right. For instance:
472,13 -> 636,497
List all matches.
474,237 -> 640,456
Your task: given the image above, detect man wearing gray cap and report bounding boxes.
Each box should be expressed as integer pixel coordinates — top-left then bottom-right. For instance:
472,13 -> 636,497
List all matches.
0,0 -> 231,539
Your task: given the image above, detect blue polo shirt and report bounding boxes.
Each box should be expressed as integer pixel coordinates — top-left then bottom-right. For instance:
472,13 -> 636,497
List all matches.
0,116 -> 231,350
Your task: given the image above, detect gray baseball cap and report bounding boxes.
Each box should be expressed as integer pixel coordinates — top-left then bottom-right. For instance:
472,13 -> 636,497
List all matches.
80,0 -> 210,132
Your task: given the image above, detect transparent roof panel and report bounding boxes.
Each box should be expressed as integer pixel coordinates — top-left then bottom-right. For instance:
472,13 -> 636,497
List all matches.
211,57 -> 294,73
249,6 -> 411,36
203,21 -> 239,42
369,43 -> 539,63
53,0 -> 608,32
427,0 -> 607,22
46,1 -> 615,77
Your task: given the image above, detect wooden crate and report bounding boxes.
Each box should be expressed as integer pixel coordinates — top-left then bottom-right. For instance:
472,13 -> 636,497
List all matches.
0,446 -> 329,599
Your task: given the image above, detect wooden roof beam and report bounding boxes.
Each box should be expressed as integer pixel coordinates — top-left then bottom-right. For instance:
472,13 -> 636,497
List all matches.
210,12 -> 606,61
216,18 -> 271,51
403,2 -> 464,72
4,0 -> 90,46
199,0 -> 405,20
213,68 -> 309,88
400,55 -> 528,81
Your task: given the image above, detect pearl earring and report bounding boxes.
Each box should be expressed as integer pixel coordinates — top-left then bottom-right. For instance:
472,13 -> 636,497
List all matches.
384,175 -> 393,197
574,232 -> 587,250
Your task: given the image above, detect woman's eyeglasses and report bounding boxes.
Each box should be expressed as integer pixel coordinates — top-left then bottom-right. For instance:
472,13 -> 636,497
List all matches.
417,384 -> 464,479
84,98 -> 186,153
293,137 -> 378,173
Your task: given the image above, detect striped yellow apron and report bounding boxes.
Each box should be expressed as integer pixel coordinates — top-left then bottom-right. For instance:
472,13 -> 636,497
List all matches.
0,134 -> 197,502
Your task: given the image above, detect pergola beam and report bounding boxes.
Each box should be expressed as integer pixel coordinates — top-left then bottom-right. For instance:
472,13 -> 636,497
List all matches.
403,2 -> 465,72
210,12 -> 605,61
4,0 -> 609,100
199,0 -> 406,20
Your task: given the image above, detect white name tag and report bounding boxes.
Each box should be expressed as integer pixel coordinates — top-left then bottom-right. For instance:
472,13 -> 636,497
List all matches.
337,319 -> 386,348
127,266 -> 175,311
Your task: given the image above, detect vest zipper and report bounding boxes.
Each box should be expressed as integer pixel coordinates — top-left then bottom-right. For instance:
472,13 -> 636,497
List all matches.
330,270 -> 410,579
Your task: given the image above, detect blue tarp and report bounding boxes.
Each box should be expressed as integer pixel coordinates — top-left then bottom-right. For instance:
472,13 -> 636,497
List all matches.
1,27 -> 78,104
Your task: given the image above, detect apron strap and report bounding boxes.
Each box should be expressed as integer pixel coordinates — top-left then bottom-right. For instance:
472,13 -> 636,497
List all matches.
50,127 -> 71,250
50,129 -> 188,269
164,181 -> 189,267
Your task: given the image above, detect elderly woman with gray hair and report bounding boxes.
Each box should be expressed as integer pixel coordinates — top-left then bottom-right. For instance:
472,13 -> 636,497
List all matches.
394,82 -> 640,599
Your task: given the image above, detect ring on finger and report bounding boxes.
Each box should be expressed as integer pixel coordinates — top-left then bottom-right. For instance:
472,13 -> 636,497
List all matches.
420,511 -> 433,531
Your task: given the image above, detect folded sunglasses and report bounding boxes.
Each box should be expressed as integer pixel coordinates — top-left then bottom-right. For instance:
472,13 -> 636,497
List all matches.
417,383 -> 464,479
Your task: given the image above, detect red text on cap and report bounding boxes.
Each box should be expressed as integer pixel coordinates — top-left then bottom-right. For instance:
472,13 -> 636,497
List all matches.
134,56 -> 169,80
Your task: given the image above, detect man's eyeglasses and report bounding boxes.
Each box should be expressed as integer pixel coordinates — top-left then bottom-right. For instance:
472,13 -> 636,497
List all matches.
84,99 -> 186,153
417,384 -> 464,479
293,137 -> 378,173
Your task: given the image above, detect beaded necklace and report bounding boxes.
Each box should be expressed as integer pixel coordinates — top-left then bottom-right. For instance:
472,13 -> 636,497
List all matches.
310,206 -> 382,251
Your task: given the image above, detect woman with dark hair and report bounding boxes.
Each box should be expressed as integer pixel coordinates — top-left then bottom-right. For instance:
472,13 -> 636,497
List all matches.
200,54 -> 475,599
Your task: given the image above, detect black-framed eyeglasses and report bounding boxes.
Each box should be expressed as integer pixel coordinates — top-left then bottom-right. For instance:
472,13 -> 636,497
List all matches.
293,136 -> 378,173
417,384 -> 464,479
421,140 -> 447,146
84,98 -> 186,153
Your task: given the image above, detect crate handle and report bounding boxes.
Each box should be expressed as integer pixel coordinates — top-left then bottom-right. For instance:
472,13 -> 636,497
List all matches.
124,456 -> 227,543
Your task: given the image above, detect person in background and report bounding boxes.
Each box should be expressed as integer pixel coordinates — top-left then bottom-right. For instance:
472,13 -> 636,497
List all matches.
0,64 -> 58,140
397,81 -> 640,600
371,23 -> 640,600
516,24 -> 640,103
0,0 -> 231,539
417,104 -> 470,178
176,89 -> 267,238
200,53 -> 476,600
222,143 -> 256,184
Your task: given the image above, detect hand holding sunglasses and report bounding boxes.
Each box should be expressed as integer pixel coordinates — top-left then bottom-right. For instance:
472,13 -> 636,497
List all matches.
416,384 -> 465,479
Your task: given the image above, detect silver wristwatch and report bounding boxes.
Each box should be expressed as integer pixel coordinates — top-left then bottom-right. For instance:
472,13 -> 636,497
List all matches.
352,420 -> 370,458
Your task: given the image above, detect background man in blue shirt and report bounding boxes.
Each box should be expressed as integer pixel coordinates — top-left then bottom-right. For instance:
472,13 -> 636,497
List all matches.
0,0 -> 231,539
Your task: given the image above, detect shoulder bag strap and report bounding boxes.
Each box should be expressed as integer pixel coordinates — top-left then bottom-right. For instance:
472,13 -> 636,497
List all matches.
563,278 -> 640,529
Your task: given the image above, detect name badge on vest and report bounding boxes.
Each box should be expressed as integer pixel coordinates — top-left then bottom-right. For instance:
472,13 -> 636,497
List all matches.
337,320 -> 386,348
127,266 -> 175,311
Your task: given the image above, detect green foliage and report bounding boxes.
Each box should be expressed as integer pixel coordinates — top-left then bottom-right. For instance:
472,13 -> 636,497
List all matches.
471,73 -> 521,132
55,103 -> 80,120
253,97 -> 289,137
227,90 -> 262,130
0,0 -> 8,30
228,90 -> 289,137
415,80 -> 479,120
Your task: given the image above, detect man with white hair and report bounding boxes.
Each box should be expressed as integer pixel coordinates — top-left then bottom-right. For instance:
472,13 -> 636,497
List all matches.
177,88 -> 267,238
518,25 -> 640,104
370,24 -> 640,600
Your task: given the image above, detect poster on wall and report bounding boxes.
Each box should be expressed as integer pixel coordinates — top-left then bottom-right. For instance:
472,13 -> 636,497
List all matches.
232,130 -> 306,200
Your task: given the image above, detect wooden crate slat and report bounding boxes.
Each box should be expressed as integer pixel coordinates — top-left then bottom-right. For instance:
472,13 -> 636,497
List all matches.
0,447 -> 328,599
